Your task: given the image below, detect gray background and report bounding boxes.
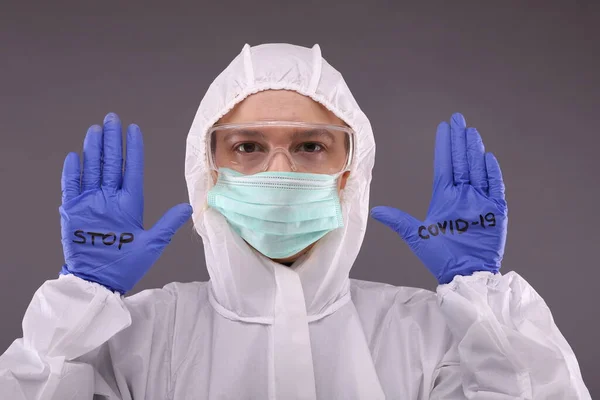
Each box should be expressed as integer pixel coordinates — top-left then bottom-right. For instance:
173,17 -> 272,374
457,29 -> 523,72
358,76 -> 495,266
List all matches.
1,0 -> 599,396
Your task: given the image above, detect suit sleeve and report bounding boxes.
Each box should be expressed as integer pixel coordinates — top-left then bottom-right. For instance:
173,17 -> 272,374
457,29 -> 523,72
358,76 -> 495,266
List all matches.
0,274 -> 178,399
430,271 -> 591,399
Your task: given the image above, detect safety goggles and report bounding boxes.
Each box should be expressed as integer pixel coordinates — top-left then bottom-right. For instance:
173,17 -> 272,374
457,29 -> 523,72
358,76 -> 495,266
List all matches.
207,121 -> 354,175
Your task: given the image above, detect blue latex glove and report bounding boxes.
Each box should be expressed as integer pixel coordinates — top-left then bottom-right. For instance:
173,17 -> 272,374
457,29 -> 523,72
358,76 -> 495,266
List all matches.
371,113 -> 508,284
59,113 -> 192,294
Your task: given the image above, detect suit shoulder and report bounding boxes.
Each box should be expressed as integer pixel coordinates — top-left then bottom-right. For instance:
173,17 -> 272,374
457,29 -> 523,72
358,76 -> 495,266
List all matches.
349,279 -> 448,338
350,278 -> 438,310
123,280 -> 211,316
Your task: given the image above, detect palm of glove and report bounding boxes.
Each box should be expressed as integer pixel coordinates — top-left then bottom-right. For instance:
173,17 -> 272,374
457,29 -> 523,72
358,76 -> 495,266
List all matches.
372,113 -> 507,284
59,113 -> 192,294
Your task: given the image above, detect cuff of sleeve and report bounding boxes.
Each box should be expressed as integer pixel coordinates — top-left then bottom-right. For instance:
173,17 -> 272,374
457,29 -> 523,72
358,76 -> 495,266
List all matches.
437,270 -> 506,295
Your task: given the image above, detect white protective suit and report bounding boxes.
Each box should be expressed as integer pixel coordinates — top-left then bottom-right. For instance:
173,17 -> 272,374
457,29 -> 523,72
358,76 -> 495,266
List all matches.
0,43 -> 591,399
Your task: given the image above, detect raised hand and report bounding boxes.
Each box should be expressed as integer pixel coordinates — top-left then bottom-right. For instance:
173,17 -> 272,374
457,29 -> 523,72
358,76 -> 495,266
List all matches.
371,113 -> 507,284
59,113 -> 192,294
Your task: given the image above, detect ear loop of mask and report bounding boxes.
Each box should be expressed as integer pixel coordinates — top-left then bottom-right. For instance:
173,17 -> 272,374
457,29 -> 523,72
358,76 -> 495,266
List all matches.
337,132 -> 354,205
202,131 -> 219,211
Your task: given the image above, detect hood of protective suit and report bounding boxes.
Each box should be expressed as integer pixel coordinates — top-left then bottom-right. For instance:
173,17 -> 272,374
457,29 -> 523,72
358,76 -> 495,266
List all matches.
185,43 -> 375,321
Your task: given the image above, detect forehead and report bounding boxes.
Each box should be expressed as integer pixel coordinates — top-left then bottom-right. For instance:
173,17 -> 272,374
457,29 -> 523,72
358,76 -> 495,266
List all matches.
217,90 -> 347,126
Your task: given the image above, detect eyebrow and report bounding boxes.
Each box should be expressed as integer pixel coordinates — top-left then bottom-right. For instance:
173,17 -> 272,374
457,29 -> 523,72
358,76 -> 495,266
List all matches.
222,128 -> 337,142
291,129 -> 336,142
222,129 -> 265,142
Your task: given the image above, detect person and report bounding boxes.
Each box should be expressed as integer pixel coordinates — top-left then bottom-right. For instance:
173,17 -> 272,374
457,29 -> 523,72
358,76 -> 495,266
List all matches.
0,43 -> 591,399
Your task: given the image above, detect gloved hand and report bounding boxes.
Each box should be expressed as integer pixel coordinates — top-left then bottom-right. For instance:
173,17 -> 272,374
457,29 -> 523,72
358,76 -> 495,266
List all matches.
59,113 -> 192,294
371,113 -> 508,285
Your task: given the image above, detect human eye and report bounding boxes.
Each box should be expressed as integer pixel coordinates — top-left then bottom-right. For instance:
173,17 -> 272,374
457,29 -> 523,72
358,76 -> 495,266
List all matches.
296,142 -> 324,153
234,142 -> 263,153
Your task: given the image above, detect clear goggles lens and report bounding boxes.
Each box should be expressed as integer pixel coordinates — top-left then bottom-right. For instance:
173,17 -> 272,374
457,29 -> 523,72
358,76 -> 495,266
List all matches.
208,121 -> 354,175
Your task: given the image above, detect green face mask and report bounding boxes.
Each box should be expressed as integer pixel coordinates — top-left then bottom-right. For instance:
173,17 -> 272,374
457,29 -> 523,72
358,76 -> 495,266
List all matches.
207,168 -> 344,259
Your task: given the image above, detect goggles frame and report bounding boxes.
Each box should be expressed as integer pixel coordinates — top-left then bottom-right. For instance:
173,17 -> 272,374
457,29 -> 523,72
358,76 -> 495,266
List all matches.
206,120 -> 355,174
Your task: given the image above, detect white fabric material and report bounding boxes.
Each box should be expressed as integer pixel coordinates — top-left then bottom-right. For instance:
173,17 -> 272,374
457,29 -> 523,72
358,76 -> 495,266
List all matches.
0,43 -> 591,399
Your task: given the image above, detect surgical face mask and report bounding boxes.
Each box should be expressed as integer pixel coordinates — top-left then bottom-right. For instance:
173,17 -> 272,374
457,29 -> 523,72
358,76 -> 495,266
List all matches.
207,168 -> 344,260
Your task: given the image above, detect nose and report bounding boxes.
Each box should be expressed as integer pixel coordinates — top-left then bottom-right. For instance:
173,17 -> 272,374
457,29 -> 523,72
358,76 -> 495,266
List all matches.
265,151 -> 295,172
